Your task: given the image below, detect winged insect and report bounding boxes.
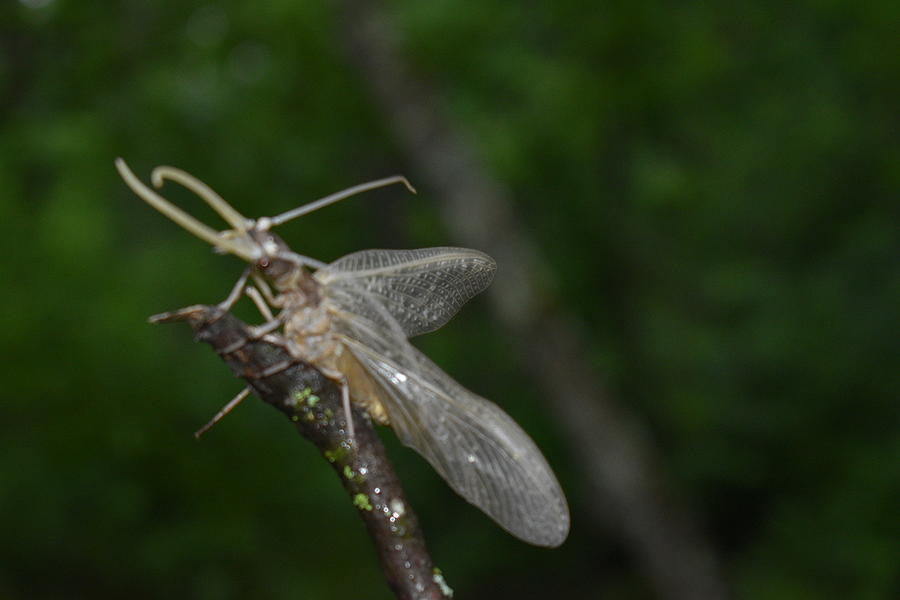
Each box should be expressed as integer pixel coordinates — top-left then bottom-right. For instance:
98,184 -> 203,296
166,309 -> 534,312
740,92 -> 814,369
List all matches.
117,159 -> 570,546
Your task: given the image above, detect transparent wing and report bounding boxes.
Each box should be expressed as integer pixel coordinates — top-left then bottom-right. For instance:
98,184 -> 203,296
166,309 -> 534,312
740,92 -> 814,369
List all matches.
325,284 -> 569,547
316,247 -> 496,338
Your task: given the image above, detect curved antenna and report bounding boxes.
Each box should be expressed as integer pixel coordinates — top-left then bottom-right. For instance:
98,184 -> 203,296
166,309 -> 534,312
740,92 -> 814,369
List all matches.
115,158 -> 259,262
269,175 -> 417,227
151,165 -> 250,233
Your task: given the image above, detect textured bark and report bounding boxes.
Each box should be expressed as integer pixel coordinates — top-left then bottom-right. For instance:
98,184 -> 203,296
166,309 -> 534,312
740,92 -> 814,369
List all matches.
337,4 -> 730,598
153,304 -> 448,600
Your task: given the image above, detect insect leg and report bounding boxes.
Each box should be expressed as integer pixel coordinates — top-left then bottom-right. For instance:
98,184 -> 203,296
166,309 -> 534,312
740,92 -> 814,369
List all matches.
316,364 -> 355,441
251,272 -> 281,308
217,313 -> 286,355
151,165 -> 249,232
244,285 -> 275,322
341,377 -> 355,442
218,267 -> 252,312
252,315 -> 285,337
194,386 -> 252,438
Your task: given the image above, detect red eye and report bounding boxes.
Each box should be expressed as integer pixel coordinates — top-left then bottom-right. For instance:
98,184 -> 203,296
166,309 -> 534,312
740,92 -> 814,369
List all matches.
257,257 -> 270,269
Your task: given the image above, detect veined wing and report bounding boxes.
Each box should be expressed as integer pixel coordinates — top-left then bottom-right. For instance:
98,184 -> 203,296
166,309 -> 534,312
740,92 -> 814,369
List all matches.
315,247 -> 496,338
326,288 -> 569,547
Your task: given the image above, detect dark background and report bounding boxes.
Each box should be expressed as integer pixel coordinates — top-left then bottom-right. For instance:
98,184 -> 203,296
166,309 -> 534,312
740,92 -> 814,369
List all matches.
2,1 -> 897,598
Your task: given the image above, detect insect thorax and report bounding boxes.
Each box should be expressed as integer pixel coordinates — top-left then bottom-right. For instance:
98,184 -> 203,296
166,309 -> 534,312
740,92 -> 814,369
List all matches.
280,298 -> 390,426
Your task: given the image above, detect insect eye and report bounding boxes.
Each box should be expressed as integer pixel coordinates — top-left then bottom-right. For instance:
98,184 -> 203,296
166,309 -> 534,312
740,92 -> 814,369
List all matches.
257,257 -> 270,270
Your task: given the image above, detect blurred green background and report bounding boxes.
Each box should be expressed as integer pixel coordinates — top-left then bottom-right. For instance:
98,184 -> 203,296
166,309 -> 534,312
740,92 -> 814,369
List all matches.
1,1 -> 897,598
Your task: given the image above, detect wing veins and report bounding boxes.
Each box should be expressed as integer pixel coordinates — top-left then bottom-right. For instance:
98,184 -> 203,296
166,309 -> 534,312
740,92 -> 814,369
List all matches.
320,249 -> 492,282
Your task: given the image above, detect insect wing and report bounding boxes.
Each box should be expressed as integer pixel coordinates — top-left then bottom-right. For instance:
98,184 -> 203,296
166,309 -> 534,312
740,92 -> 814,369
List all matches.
325,284 -> 569,547
316,247 -> 496,338
342,333 -> 569,547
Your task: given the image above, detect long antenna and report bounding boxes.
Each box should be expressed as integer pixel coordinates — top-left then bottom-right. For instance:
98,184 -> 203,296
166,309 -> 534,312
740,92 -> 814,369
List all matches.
116,159 -> 225,249
151,166 -> 250,233
115,158 -> 259,262
269,175 -> 416,227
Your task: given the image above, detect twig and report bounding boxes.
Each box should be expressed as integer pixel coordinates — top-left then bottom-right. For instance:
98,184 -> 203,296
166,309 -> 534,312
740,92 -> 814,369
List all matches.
152,304 -> 448,600
337,4 -> 729,598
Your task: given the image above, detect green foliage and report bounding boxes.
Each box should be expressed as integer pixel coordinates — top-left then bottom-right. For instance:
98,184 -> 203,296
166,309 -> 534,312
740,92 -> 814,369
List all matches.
1,1 -> 896,598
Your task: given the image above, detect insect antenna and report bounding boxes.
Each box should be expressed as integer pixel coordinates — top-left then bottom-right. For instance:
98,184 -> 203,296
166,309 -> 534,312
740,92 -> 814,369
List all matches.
116,159 -> 225,249
115,159 -> 259,262
151,166 -> 251,233
267,175 -> 416,227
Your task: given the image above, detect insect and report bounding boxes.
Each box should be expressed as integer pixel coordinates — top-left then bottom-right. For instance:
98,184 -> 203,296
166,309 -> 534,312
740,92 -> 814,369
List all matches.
116,158 -> 570,547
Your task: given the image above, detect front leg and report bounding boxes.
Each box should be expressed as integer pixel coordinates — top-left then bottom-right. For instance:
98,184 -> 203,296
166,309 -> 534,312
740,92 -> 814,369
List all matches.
245,285 -> 275,322
252,272 -> 283,309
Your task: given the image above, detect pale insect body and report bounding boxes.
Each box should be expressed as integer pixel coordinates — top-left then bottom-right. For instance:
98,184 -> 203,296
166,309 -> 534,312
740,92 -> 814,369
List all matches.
116,159 -> 570,547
